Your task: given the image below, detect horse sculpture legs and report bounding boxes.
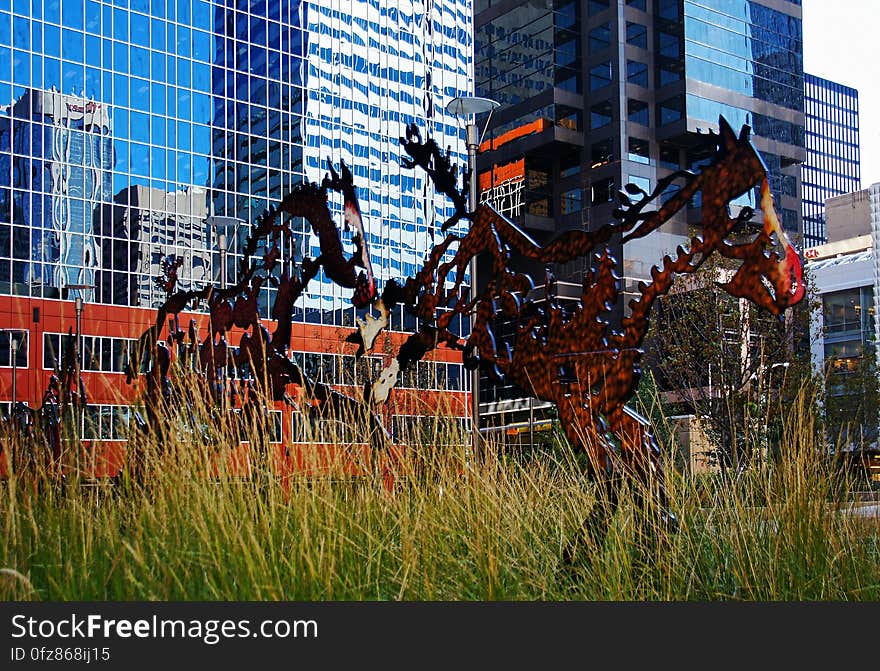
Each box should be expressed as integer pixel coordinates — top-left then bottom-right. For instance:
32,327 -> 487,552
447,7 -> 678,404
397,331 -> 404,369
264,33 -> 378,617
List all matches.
563,408 -> 677,563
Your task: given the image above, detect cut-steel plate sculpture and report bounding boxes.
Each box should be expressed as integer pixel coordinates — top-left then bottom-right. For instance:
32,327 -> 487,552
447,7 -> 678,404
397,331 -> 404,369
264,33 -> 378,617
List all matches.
127,116 -> 804,531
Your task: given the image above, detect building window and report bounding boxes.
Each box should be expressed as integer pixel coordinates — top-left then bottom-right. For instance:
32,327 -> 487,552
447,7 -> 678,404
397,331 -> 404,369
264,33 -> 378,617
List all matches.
626,22 -> 647,49
657,0 -> 681,20
556,40 -> 578,68
591,100 -> 613,129
82,404 -> 130,440
591,139 -> 614,168
628,137 -> 650,164
561,188 -> 582,214
627,60 -> 649,87
588,0 -> 610,16
627,175 -> 651,196
589,23 -> 612,53
43,333 -> 135,373
628,99 -> 649,126
658,63 -> 683,86
824,340 -> 863,375
590,62 -> 612,91
591,177 -> 616,205
0,330 -> 28,368
657,31 -> 680,59
658,96 -> 684,126
824,289 -> 867,335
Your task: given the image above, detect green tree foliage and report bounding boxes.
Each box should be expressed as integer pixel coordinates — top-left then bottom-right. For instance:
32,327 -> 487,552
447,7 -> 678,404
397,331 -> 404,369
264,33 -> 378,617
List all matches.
822,341 -> 880,451
643,251 -> 819,472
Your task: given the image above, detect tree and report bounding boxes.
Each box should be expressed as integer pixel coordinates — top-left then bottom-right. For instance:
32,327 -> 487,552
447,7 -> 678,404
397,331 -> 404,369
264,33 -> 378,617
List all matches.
644,249 -> 819,472
822,340 -> 880,451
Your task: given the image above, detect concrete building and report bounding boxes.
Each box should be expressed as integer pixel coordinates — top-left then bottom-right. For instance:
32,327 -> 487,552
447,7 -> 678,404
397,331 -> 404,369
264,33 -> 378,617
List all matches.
824,188 -> 871,244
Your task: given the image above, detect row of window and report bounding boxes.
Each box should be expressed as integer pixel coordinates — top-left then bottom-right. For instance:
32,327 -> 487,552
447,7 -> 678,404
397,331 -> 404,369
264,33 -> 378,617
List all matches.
823,288 -> 875,340
38,330 -> 470,392
289,351 -> 467,392
52,401 -> 468,446
42,332 -> 135,373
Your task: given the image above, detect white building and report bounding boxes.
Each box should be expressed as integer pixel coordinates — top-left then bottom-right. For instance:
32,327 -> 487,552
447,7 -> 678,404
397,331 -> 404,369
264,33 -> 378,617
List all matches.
806,183 -> 880,446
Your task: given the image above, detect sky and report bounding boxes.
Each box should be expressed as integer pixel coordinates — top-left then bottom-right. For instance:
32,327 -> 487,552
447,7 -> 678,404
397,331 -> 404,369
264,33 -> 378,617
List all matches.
802,0 -> 879,188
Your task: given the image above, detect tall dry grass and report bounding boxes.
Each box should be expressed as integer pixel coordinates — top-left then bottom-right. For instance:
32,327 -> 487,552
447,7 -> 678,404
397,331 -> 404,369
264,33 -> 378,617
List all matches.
1,378 -> 878,601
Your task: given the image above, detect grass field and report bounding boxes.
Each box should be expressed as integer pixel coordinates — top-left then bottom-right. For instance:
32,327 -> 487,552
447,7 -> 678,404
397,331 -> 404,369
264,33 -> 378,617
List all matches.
2,390 -> 879,601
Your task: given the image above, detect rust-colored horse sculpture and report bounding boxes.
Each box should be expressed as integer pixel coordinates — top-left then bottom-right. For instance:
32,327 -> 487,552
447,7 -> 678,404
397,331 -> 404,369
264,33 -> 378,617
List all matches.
127,116 -> 804,543
361,118 -> 804,522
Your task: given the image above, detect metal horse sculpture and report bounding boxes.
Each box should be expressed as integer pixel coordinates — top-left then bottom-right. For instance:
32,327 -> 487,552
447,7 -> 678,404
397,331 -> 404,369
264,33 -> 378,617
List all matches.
356,116 -> 804,539
126,163 -> 387,449
129,115 -> 804,539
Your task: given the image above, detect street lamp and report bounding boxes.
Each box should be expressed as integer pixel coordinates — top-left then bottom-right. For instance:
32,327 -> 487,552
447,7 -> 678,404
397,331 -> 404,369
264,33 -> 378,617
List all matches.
11,335 -> 17,414
445,95 -> 500,448
66,284 -> 95,441
207,216 -> 244,290
207,216 -> 243,407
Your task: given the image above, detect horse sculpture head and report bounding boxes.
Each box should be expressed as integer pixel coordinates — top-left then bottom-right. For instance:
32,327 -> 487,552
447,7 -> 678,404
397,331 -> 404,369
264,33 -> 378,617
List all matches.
694,117 -> 805,316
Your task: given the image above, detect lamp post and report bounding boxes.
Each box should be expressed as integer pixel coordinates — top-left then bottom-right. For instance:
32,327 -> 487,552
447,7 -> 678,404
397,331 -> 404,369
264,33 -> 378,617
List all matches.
11,335 -> 18,414
1,329 -> 25,474
218,233 -> 228,289
445,95 -> 500,450
207,216 -> 243,407
207,216 -> 244,290
66,284 -> 94,443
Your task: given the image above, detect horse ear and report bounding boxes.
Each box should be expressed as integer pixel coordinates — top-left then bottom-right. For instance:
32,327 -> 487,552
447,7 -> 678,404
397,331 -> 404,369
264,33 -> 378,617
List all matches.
718,116 -> 739,154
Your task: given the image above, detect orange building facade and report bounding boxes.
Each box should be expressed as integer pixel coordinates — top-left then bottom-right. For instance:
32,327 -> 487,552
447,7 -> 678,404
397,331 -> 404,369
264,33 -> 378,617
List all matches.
0,295 -> 469,479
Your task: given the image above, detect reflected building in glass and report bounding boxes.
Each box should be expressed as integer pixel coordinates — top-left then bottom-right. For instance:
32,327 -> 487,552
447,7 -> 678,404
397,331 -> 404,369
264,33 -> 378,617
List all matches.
0,88 -> 113,302
0,1 -> 474,426
802,73 -> 860,247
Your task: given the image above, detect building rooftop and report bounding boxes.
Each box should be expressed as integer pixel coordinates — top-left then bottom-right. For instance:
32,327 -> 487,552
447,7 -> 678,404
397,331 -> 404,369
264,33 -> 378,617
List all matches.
807,249 -> 873,271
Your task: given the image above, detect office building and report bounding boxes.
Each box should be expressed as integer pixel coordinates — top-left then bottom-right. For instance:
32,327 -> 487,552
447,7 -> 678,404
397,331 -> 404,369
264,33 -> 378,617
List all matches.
0,89 -> 113,303
806,212 -> 878,446
0,1 -> 474,450
802,73 -> 860,247
474,0 -> 806,429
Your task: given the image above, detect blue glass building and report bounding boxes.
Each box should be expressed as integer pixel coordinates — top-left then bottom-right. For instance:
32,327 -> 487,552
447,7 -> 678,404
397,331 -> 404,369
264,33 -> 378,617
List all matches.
802,73 -> 861,247
667,0 -> 805,234
0,0 -> 471,309
0,1 -> 475,415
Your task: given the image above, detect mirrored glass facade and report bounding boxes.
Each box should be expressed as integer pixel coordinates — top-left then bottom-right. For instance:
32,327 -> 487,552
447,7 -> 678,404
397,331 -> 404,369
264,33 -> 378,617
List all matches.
802,73 -> 860,247
679,0 -> 805,235
474,0 -> 805,425
0,0 -> 472,326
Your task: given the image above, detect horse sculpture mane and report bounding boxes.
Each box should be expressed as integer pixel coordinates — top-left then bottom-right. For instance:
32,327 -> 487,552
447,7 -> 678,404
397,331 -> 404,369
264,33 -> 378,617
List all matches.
118,115 -> 804,538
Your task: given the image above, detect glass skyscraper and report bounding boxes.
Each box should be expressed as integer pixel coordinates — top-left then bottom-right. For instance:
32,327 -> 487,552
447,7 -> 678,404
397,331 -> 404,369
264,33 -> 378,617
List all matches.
676,0 -> 804,233
476,0 -> 805,276
802,72 -> 861,247
0,1 -> 474,420
474,0 -> 805,428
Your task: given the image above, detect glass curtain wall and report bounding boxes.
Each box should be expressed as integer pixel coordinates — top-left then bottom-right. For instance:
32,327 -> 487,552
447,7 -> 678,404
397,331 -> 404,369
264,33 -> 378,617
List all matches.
0,0 -> 472,331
